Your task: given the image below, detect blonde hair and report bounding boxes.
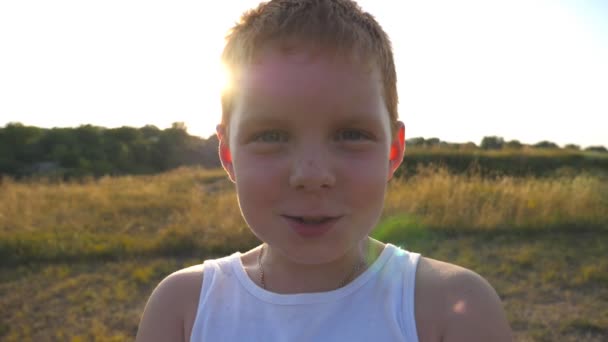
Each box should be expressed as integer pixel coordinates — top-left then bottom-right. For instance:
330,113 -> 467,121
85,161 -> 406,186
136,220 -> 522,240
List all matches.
221,0 -> 398,133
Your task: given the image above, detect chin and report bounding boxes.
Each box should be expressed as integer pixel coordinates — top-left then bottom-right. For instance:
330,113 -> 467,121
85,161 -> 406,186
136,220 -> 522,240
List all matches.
273,234 -> 367,264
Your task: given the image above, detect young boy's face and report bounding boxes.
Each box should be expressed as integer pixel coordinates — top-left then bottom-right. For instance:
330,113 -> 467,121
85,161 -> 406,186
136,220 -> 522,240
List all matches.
219,46 -> 405,264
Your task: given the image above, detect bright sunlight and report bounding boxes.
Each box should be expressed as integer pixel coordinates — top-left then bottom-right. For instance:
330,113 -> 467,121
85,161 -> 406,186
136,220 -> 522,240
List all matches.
0,0 -> 607,146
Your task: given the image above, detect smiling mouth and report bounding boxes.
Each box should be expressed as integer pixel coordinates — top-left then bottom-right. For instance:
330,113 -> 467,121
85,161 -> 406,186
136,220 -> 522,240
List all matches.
282,215 -> 340,237
283,216 -> 337,224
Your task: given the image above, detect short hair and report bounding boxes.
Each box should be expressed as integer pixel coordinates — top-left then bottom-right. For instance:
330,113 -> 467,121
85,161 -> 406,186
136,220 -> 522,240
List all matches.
221,0 -> 398,134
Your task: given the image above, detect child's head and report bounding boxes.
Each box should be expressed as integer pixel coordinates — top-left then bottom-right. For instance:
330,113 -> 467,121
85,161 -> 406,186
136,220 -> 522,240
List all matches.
217,0 -> 405,263
220,0 -> 398,136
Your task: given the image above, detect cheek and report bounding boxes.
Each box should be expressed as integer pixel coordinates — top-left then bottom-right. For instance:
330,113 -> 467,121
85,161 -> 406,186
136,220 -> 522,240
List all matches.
341,150 -> 389,183
233,156 -> 284,216
338,154 -> 388,211
350,170 -> 387,207
234,152 -> 282,184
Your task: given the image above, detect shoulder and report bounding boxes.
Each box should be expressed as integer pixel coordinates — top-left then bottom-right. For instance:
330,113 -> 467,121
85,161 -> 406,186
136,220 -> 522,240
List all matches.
136,264 -> 205,342
414,257 -> 512,342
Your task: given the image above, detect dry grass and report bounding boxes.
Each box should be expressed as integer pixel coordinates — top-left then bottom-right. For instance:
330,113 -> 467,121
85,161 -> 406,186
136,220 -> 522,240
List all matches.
1,232 -> 605,341
0,258 -> 188,341
1,166 -> 607,341
2,166 -> 606,237
0,167 -> 253,264
0,167 -> 230,235
384,166 -> 608,231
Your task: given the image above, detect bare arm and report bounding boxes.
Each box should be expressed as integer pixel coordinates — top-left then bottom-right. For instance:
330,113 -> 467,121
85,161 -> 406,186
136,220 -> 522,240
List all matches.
415,257 -> 512,342
136,266 -> 204,342
442,268 -> 512,341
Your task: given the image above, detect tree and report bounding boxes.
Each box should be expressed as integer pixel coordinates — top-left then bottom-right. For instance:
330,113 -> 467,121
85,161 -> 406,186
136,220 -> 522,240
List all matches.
533,141 -> 558,149
425,138 -> 440,147
107,126 -> 141,143
171,122 -> 188,132
584,146 -> 607,153
406,137 -> 425,147
141,125 -> 161,141
480,136 -> 504,150
200,134 -> 221,168
505,140 -> 523,150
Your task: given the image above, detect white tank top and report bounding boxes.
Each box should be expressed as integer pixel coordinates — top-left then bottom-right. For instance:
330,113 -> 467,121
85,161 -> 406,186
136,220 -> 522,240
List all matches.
190,243 -> 420,342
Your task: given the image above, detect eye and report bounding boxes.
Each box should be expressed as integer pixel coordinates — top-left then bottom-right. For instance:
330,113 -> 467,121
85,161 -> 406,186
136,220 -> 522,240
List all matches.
335,129 -> 372,141
252,130 -> 288,143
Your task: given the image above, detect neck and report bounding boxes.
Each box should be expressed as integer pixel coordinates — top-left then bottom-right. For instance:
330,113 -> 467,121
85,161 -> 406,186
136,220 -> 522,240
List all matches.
258,237 -> 384,294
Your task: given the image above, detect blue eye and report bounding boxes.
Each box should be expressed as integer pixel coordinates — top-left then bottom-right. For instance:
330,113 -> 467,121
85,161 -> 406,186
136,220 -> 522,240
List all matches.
253,131 -> 288,143
336,130 -> 371,141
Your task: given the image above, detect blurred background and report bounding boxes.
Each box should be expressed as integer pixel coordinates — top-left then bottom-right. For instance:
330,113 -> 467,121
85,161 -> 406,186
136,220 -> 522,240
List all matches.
0,1 -> 606,341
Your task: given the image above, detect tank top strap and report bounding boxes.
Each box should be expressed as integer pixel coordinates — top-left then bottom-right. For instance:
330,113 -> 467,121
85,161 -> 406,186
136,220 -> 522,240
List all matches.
400,248 -> 421,341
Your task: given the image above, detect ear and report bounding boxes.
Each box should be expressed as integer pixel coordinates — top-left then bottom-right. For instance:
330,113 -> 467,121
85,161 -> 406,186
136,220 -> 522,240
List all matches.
388,122 -> 405,180
216,124 -> 236,183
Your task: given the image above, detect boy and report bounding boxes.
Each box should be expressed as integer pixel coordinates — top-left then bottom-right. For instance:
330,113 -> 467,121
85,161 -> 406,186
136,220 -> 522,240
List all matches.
136,0 -> 512,341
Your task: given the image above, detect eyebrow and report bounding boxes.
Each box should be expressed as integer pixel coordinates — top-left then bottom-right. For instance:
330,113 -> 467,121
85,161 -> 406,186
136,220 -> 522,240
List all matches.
237,115 -> 291,129
236,112 -> 384,132
336,115 -> 382,126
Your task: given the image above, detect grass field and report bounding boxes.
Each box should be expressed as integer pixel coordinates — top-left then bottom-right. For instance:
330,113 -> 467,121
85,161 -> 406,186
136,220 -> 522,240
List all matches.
1,167 -> 607,341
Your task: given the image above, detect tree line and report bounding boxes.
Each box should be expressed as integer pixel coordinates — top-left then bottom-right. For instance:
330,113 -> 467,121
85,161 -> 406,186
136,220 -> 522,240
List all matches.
407,136 -> 607,152
0,122 -> 220,179
0,123 -> 606,179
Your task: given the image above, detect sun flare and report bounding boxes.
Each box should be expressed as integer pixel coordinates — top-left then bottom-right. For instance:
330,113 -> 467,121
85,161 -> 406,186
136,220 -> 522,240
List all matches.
0,0 -> 606,146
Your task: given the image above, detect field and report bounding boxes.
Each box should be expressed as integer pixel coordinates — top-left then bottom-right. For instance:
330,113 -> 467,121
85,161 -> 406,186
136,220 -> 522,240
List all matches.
1,167 -> 607,341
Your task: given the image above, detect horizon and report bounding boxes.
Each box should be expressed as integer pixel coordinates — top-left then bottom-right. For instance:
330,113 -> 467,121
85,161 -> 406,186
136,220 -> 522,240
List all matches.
1,0 -> 607,148
3,121 -> 606,150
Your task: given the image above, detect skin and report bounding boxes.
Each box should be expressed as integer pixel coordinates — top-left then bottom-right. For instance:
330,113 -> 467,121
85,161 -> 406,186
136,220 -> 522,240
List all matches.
136,47 -> 512,341
219,46 -> 402,293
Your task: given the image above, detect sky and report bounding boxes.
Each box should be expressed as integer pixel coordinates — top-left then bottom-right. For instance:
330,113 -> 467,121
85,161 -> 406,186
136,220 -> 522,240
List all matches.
1,0 -> 607,148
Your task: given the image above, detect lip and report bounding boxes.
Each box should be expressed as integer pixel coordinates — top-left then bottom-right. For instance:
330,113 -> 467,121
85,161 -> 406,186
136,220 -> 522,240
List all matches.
282,215 -> 341,238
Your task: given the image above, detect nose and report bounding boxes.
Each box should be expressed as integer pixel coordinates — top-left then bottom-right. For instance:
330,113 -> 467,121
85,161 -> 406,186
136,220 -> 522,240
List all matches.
289,155 -> 336,191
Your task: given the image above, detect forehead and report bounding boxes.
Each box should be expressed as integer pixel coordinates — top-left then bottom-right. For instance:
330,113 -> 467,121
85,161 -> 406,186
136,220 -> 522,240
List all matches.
230,47 -> 389,134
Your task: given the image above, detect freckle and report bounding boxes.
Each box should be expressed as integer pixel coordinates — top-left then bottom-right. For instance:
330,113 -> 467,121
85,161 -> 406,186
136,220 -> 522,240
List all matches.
452,300 -> 467,314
